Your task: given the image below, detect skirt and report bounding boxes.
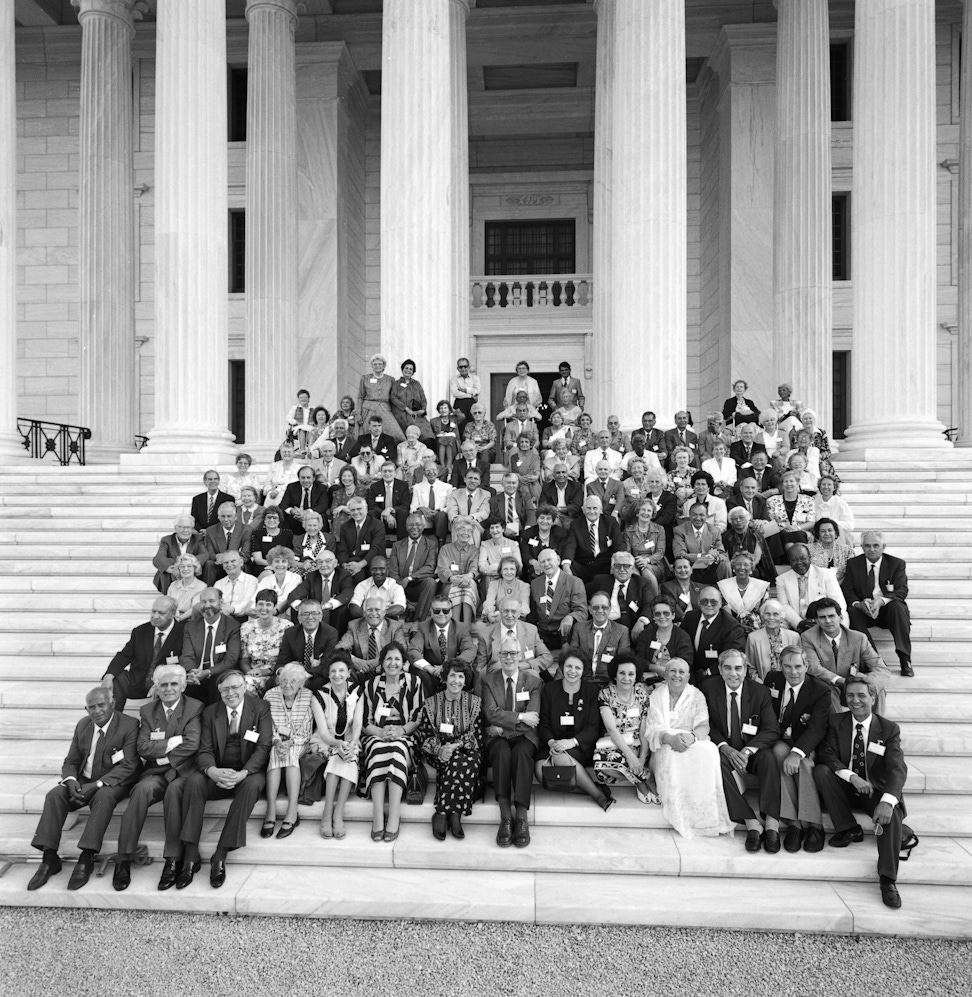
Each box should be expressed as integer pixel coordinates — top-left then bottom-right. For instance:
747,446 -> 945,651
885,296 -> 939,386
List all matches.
362,734 -> 412,794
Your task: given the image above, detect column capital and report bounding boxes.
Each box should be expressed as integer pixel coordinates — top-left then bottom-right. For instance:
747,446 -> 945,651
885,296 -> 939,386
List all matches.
245,0 -> 301,27
450,0 -> 475,13
71,0 -> 147,35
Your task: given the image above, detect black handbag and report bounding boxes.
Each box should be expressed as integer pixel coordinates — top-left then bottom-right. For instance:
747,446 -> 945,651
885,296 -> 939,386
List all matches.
406,761 -> 429,805
541,764 -> 576,793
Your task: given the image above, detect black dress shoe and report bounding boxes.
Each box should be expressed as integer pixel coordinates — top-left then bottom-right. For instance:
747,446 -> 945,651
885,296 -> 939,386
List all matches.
112,860 -> 131,892
496,819 -> 513,848
829,825 -> 864,848
67,856 -> 94,891
899,661 -> 914,677
26,859 -> 61,891
513,817 -> 530,848
276,816 -> 300,839
880,876 -> 902,909
783,826 -> 803,853
762,829 -> 781,854
803,827 -> 825,853
744,829 -> 762,853
432,813 -> 447,841
449,814 -> 464,840
158,859 -> 179,891
210,859 -> 226,889
175,859 -> 200,890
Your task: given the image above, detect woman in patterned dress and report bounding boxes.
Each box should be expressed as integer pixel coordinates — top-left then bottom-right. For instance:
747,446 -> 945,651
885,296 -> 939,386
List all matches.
292,511 -> 334,577
436,516 -> 481,623
239,588 -> 291,695
390,359 -> 434,443
357,353 -> 405,444
262,662 -> 317,839
360,642 -> 425,842
169,554 -> 206,622
253,546 -> 302,614
481,555 -> 531,624
463,404 -> 497,465
418,660 -> 483,840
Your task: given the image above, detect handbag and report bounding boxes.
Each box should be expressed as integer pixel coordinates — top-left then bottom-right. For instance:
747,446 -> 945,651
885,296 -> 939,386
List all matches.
406,761 -> 429,805
541,764 -> 576,793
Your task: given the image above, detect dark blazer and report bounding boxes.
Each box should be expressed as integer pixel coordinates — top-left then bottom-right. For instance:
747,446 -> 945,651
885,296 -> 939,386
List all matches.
481,667 -> 544,746
387,535 -> 439,582
237,505 -> 265,532
661,579 -> 701,620
204,522 -> 252,563
407,619 -> 478,667
529,571 -> 588,631
450,454 -> 492,490
190,489 -> 234,532
647,488 -> 679,540
539,480 -> 584,521
331,436 -> 356,463
701,676 -> 779,752
196,694 -> 273,774
135,696 -> 203,780
722,397 -> 761,427
634,624 -> 695,675
274,622 -> 339,677
105,620 -> 186,695
728,440 -> 767,471
562,514 -> 625,565
286,567 -> 355,613
841,553 -> 909,606
61,711 -> 140,788
152,534 -> 209,591
663,427 -> 699,462
490,490 -> 537,530
367,478 -> 411,518
722,525 -> 777,581
726,494 -> 770,521
291,530 -> 338,565
519,525 -> 569,574
351,432 -> 398,461
280,480 -> 329,520
336,517 -> 387,567
762,672 -> 831,757
731,466 -> 780,497
681,608 -> 746,681
569,620 -> 631,683
179,616 -> 241,679
586,573 -> 651,631
537,679 -> 601,761
251,528 -> 294,567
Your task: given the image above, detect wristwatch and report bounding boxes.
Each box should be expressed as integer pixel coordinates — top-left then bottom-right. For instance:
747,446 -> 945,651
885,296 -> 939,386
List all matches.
95,780 -> 104,789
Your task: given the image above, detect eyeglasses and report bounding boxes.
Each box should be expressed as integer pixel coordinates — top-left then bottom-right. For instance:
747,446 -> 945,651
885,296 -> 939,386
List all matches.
499,652 -> 520,660
458,364 -> 469,369
431,608 -> 450,615
699,599 -> 721,606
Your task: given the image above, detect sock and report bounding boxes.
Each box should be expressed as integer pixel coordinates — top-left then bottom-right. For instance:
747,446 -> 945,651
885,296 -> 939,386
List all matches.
498,798 -> 512,822
212,847 -> 228,863
183,843 -> 200,864
43,849 -> 59,865
78,849 -> 95,862
514,804 -> 528,821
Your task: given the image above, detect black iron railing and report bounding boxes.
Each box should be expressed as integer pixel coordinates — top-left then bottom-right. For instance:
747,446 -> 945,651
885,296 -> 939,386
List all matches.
135,435 -> 149,450
17,418 -> 91,466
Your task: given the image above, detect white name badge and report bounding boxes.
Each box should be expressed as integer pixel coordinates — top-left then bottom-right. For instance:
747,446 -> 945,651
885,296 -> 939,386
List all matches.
869,743 -> 886,757
540,595 -> 551,605
783,726 -> 792,739
376,495 -> 385,502
627,706 -> 641,719
705,649 -> 718,659
264,535 -> 273,542
370,377 -> 377,383
770,687 -> 779,699
560,715 -> 575,726
630,489 -> 640,498
601,653 -> 614,664
157,756 -> 170,766
650,641 -> 662,651
644,541 -> 654,550
278,728 -> 291,739
528,538 -> 539,547
439,722 -> 454,735
849,665 -> 859,677
450,563 -> 460,572
629,601 -> 639,611
501,547 -> 512,554
524,649 -> 534,659
361,543 -> 370,551
167,736 -> 183,750
679,593 -> 690,604
400,381 -> 408,388
243,729 -> 260,743
741,723 -> 758,736
885,583 -> 894,592
215,643 -> 227,654
166,655 -> 179,665
111,750 -> 124,763
150,730 -> 165,740
375,705 -> 390,720
516,690 -> 530,703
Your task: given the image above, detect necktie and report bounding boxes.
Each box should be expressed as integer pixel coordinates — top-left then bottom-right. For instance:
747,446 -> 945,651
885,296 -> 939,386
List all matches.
225,530 -> 232,548
696,529 -> 703,548
366,460 -> 372,477
730,691 -> 743,750
612,582 -> 623,619
386,485 -> 393,508
230,709 -> 239,735
85,727 -> 103,780
593,628 -> 603,660
164,707 -> 173,724
403,540 -> 416,577
153,630 -> 163,663
589,520 -> 598,556
504,676 -> 514,712
321,576 -> 331,605
302,488 -> 310,510
207,495 -> 214,520
699,619 -> 710,651
428,485 -> 436,511
506,628 -> 516,642
507,496 -> 514,522
797,575 -> 809,615
780,686 -> 796,729
867,565 -> 877,599
438,627 -> 448,661
368,627 -> 378,660
852,722 -> 867,779
203,625 -> 215,668
831,638 -> 839,664
545,578 -> 554,610
563,378 -> 568,388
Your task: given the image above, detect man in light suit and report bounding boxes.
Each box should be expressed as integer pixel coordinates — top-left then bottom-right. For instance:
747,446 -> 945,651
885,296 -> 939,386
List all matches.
547,360 -> 584,414
27,686 -> 140,891
539,462 -> 584,525
408,595 -> 478,694
311,439 -> 346,488
190,470 -> 234,532
663,411 -> 699,469
562,494 -> 625,584
335,597 -> 407,682
481,636 -> 544,848
682,587 -> 746,683
841,531 -> 913,676
180,588 -> 241,703
411,461 -> 453,541
814,675 -> 915,908
387,513 -> 439,622
585,462 -> 624,522
102,595 -> 184,710
583,430 -> 623,485
801,597 -> 890,713
501,402 -> 540,457
176,670 -> 272,890
475,597 -> 553,678
673,502 -> 731,587
202,502 -> 252,585
702,649 -> 782,853
153,515 -> 209,593
570,591 -> 632,684
529,548 -> 588,651
776,543 -> 847,631
114,664 -> 203,891
336,496 -> 387,585
445,467 -> 491,542
274,600 -> 339,689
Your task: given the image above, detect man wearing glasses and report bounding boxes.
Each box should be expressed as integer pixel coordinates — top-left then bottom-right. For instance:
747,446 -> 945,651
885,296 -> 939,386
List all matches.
449,357 -> 481,433
407,597 -> 478,695
681,586 -> 745,684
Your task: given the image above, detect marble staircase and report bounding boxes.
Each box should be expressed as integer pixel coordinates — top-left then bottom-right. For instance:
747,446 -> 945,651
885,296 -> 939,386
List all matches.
0,460 -> 971,937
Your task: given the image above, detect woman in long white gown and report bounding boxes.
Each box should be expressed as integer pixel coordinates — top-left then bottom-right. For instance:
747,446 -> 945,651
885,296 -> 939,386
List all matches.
645,657 -> 733,839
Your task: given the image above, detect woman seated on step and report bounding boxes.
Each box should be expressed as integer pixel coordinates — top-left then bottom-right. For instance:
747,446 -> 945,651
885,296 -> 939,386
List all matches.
169,553 -> 206,622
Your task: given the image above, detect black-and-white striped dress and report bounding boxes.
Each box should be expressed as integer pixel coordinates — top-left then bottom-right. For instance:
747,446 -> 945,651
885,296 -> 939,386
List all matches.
360,673 -> 425,794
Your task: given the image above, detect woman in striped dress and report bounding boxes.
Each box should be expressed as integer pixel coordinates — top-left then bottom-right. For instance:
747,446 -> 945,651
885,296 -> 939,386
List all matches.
360,642 -> 425,842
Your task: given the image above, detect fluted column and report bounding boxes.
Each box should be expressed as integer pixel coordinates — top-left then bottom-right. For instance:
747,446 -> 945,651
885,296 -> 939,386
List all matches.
141,0 -> 236,459
0,0 -> 20,460
773,0 -> 832,432
592,0 -> 686,427
449,0 -> 472,368
841,0 -> 947,454
956,0 -> 972,446
245,0 -> 298,459
381,0 -> 468,407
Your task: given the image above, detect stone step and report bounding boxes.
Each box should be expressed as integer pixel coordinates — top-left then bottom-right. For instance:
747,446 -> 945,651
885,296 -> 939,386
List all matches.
0,545 -> 157,560
0,617 -> 145,635
843,493 -> 972,504
0,517 -> 178,531
908,579 -> 972,596
0,494 -> 190,507
0,576 -> 157,594
0,533 -> 162,548
851,504 -> 972,518
0,595 -> 158,614
0,561 -> 153,577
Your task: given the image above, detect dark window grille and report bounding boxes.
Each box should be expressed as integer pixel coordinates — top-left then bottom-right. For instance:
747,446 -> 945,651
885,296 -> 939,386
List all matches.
228,66 -> 247,142
229,209 -> 245,293
832,194 -> 850,281
830,42 -> 850,122
484,220 -> 576,275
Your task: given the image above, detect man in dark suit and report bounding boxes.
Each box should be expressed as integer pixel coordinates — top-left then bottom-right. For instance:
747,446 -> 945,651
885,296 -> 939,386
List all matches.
27,686 -> 140,891
329,418 -> 356,463
280,464 -> 329,535
387,514 -> 439,622
841,531 -> 913,676
102,596 -> 185,710
569,591 -> 632,684
176,670 -> 273,890
682,587 -> 746,683
587,550 -> 652,635
727,476 -> 770,522
284,550 -> 354,634
529,548 -> 588,651
152,514 -> 209,593
179,588 -> 241,703
763,646 -> 831,854
336,496 -> 387,585
481,635 -> 544,848
114,663 -> 203,891
367,460 -> 411,539
335,598 -> 407,682
732,451 -> 780,500
625,411 -> 669,463
662,411 -> 699,469
407,595 -> 478,694
190,469 -> 234,532
728,423 -> 767,472
562,495 -> 625,584
702,649 -> 782,852
274,600 -> 339,689
814,674 -> 915,908
352,415 -> 398,462
539,463 -> 584,525
547,360 -> 584,413
475,598 -> 554,678
492,471 -> 536,536
202,502 -> 252,585
451,440 -> 491,491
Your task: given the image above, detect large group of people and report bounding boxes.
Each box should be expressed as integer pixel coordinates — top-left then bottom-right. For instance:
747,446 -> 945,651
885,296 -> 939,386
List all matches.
28,367 -> 917,912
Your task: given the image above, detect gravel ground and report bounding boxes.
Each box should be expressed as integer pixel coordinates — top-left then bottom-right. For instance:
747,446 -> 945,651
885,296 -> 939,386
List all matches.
1,909 -> 969,997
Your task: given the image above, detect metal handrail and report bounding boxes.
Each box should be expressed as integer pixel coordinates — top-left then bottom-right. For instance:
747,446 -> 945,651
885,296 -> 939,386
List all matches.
17,418 -> 91,466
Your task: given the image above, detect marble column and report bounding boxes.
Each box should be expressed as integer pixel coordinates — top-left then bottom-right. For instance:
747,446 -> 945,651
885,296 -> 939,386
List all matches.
773,0 -> 832,432
0,0 -> 20,460
592,0 -> 686,427
449,0 -> 472,369
956,0 -> 972,446
380,0 -> 468,408
841,0 -> 947,455
140,0 -> 236,460
72,0 -> 143,460
245,0 -> 298,459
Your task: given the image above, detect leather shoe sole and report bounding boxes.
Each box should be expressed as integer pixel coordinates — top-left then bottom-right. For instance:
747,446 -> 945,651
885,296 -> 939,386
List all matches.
744,829 -> 762,853
175,859 -> 200,890
880,878 -> 902,909
496,819 -> 513,848
27,860 -> 61,892
432,813 -> 447,841
112,862 -> 131,892
803,827 -> 825,853
210,860 -> 226,889
783,826 -> 803,853
66,859 -> 94,891
158,860 -> 179,891
829,826 -> 864,848
513,818 -> 530,848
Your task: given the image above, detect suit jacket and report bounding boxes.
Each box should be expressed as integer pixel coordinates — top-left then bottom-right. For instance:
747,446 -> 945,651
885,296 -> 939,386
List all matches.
776,565 -> 847,628
446,486 -> 492,524
314,457 -> 347,489
569,619 -> 631,683
190,489 -> 235,532
841,553 -> 909,606
196,693 -> 273,774
136,696 -> 203,780
351,432 -> 397,461
817,710 -> 907,811
539,480 -> 584,522
585,477 -> 624,515
474,620 -> 553,675
547,376 -> 584,410
238,505 -> 264,531
800,624 -> 891,713
331,436 -> 356,463
681,609 -> 746,680
761,672 -> 831,757
502,419 -> 540,452
728,440 -> 767,470
723,398 -> 761,427
280,480 -> 329,520
663,427 -> 699,462
519,525 -> 569,571
274,622 -> 339,678
563,514 -> 625,565
61,711 -> 140,788
481,667 -> 544,746
105,620 -> 186,693
672,522 -> 727,565
152,533 -> 209,587
336,617 -> 407,677
661,579 -> 701,619
645,488 -> 679,535
367,478 -> 411,520
180,616 -> 241,679
587,573 -> 651,630
744,626 -> 801,680
407,619 -> 478,667
732,466 -> 780,498
726,493 -> 770,522
530,571 -> 588,631
490,490 -> 537,530
701,676 -> 779,752
286,567 -> 355,614
388,535 -> 439,582
336,517 -> 387,567
204,522 -> 252,563
450,454 -> 492,490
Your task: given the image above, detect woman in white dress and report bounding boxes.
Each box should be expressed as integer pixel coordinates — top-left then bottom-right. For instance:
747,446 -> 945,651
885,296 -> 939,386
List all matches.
701,440 -> 737,499
812,475 -> 855,540
717,550 -> 770,634
645,657 -> 733,839
503,360 -> 543,410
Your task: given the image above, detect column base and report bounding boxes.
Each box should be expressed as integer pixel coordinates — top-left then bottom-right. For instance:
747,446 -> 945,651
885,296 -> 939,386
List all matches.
84,441 -> 138,464
126,427 -> 238,465
0,431 -> 27,462
836,418 -> 951,460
